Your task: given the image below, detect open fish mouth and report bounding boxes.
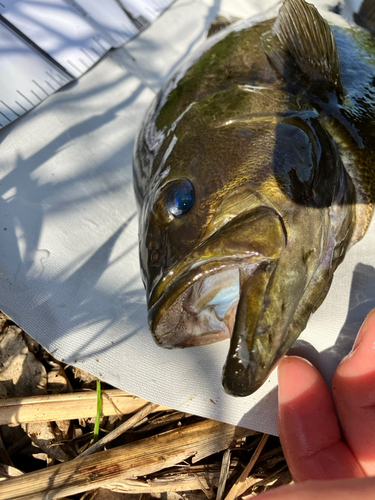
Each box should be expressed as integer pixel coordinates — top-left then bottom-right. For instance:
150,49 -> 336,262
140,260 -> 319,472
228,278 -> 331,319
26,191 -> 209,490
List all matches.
150,261 -> 263,348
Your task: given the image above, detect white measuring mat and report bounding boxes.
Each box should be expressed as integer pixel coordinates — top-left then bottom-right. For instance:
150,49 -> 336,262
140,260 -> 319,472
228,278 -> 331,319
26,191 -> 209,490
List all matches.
0,0 -> 111,78
64,0 -> 138,48
0,0 -> 175,130
0,0 -> 368,438
0,21 -> 72,128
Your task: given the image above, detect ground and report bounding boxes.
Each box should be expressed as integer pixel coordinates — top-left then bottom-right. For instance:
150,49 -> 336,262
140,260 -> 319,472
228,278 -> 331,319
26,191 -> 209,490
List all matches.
0,313 -> 292,499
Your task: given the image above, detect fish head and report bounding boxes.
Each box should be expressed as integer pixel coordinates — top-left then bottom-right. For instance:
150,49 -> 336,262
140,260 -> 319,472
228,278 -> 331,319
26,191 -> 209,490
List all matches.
137,92 -> 354,396
134,0 -> 363,397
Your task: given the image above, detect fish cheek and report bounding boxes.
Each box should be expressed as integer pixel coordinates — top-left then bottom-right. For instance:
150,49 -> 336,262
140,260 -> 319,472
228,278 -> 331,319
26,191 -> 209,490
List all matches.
140,189 -> 175,295
141,196 -> 203,298
140,211 -> 165,296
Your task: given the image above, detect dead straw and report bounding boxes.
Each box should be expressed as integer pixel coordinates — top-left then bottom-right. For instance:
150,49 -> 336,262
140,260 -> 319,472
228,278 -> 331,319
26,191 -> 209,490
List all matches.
224,433 -> 270,500
79,401 -> 160,457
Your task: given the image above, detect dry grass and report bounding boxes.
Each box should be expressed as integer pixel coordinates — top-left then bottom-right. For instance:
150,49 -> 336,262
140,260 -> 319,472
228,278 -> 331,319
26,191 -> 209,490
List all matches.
0,313 -> 292,500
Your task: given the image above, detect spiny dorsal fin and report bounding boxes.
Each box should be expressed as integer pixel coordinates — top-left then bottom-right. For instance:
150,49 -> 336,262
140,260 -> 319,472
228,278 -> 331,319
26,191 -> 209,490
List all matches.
261,0 -> 342,93
354,0 -> 375,34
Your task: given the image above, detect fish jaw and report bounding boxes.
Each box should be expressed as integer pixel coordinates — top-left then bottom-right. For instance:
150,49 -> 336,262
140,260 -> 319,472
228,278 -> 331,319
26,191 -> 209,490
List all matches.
222,260 -> 280,396
221,244 -> 313,397
221,205 -> 355,397
148,206 -> 285,348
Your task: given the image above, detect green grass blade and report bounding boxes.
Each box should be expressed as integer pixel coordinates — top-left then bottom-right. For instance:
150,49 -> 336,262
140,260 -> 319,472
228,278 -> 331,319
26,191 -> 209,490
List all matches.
93,380 -> 102,443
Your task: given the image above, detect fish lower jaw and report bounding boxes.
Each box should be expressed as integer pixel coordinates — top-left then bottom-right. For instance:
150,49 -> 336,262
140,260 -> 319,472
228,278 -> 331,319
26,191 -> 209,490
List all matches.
151,266 -> 258,348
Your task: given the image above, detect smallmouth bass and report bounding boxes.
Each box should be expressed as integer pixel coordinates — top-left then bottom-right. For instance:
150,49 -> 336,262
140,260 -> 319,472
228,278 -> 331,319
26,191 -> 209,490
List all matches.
133,0 -> 375,396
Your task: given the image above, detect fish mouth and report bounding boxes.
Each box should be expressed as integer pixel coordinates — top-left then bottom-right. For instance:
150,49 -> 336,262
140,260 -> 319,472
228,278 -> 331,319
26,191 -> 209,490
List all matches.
150,259 -> 265,347
148,206 -> 288,396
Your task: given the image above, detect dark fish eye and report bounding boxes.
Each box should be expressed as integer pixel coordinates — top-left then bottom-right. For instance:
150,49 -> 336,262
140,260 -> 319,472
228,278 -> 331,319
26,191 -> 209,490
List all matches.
167,179 -> 195,216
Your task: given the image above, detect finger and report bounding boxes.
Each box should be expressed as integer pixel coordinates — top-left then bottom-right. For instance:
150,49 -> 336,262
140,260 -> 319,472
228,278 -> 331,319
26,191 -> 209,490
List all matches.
277,356 -> 363,481
254,476 -> 375,500
333,308 -> 375,475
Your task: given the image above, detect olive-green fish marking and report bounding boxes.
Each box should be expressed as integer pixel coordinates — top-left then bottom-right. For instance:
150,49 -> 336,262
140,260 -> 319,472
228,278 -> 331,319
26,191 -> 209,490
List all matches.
133,0 -> 375,396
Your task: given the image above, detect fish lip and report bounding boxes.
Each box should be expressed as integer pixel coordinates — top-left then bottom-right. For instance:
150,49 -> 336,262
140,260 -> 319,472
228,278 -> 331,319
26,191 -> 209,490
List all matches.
221,338 -> 274,397
222,365 -> 269,398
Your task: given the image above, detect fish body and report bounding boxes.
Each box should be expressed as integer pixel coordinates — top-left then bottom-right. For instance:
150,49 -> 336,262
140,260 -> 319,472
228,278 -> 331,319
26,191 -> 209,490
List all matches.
133,0 -> 375,396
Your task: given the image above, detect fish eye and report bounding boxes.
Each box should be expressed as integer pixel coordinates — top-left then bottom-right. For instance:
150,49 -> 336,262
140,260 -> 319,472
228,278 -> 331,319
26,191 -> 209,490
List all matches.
167,179 -> 195,217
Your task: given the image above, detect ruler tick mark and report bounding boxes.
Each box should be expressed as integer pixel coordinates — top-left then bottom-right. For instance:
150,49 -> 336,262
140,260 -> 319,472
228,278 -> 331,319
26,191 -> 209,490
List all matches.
80,47 -> 95,64
32,79 -> 49,97
45,80 -> 56,91
30,90 -> 42,103
45,71 -> 64,86
93,37 -> 106,52
66,59 -> 82,75
0,111 -> 11,123
16,90 -> 34,106
15,101 -> 27,113
78,58 -> 90,70
1,100 -> 19,117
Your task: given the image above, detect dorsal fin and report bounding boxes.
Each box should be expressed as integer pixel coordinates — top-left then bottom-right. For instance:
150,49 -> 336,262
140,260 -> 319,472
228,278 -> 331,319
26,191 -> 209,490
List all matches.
261,0 -> 342,93
354,0 -> 375,34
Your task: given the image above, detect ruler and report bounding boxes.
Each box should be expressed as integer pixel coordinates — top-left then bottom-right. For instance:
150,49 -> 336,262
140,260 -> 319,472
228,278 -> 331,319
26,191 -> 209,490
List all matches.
63,0 -> 139,49
0,0 -> 112,78
0,0 -> 175,129
0,20 -> 72,127
119,0 -> 175,28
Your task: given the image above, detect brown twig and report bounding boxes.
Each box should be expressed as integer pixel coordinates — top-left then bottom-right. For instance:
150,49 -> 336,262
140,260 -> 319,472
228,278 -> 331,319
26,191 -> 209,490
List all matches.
0,390 -> 167,425
224,433 -> 269,500
216,448 -> 231,500
0,419 -> 253,500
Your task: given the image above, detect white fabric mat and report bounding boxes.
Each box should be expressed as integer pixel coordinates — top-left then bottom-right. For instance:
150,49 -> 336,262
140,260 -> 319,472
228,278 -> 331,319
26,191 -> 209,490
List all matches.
0,0 -> 371,436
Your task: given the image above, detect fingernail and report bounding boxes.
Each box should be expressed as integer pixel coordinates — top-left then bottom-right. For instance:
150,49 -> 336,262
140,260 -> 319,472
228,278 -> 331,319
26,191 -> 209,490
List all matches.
351,308 -> 375,352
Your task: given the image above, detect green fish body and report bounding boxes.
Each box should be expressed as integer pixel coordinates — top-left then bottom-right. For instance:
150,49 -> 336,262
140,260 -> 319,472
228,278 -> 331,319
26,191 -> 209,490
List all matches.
133,0 -> 375,396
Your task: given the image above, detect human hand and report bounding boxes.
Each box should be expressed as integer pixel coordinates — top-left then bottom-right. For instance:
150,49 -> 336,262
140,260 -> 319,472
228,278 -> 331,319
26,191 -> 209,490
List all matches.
257,308 -> 375,499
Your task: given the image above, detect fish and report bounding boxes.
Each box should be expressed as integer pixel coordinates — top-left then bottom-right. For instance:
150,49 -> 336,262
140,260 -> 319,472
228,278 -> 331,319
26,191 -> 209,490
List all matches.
133,0 -> 375,396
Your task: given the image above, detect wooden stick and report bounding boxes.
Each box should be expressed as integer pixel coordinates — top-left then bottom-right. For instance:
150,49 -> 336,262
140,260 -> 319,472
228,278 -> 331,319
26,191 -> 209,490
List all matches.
0,419 -> 253,500
0,390 -> 167,425
216,448 -> 231,500
104,468 -> 222,494
224,434 -> 269,500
